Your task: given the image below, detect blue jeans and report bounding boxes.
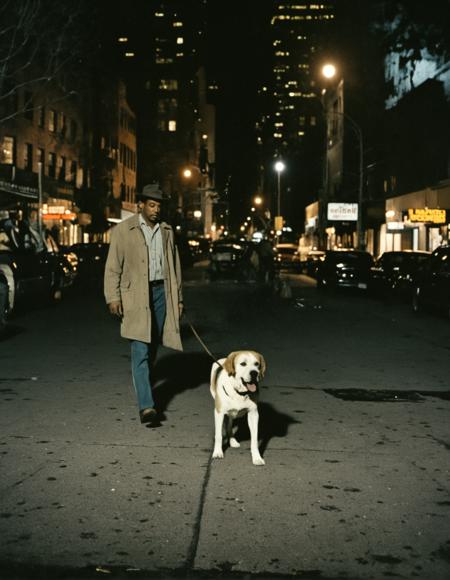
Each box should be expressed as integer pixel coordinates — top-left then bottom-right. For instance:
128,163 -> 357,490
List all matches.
130,284 -> 166,411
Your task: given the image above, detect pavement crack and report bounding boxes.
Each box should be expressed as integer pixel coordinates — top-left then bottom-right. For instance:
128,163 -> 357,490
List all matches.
185,445 -> 214,570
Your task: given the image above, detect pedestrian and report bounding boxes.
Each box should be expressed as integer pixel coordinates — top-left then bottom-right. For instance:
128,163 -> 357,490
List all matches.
104,183 -> 184,425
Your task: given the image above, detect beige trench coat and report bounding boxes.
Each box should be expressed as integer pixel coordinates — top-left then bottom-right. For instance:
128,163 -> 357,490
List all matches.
104,215 -> 183,350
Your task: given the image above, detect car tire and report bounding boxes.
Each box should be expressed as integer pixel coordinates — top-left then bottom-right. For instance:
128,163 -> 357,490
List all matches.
0,278 -> 9,334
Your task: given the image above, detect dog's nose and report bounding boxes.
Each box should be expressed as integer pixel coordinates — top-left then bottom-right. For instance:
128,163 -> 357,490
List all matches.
250,370 -> 258,381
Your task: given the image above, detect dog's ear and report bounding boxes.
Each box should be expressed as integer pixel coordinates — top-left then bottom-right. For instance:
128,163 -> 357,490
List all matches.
258,353 -> 266,378
223,352 -> 238,376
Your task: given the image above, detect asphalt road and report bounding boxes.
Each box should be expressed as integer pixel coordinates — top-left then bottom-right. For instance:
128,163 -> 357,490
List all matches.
0,264 -> 449,580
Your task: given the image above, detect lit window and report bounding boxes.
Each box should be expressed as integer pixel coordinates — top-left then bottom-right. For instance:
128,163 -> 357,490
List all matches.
156,57 -> 174,64
168,120 -> 176,132
173,21 -> 183,27
1,136 -> 15,164
155,12 -> 164,17
176,37 -> 184,44
125,52 -> 135,57
159,79 -> 178,90
176,52 -> 184,57
48,110 -> 56,132
118,37 -> 128,43
298,131 -> 305,136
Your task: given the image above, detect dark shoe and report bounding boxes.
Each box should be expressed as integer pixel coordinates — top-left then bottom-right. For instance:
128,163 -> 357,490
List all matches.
139,407 -> 157,424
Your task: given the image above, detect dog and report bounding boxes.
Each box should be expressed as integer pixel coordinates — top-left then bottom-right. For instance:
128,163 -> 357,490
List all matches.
210,350 -> 266,466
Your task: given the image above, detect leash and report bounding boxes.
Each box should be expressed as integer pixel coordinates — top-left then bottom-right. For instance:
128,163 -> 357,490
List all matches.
183,311 -> 252,398
183,310 -> 224,370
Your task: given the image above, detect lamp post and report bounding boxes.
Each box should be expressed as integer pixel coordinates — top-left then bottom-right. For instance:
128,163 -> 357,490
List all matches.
321,63 -> 364,251
274,161 -> 285,234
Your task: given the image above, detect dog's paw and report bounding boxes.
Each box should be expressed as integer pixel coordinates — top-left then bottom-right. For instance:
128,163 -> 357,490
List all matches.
212,449 -> 224,459
229,437 -> 240,448
252,456 -> 265,466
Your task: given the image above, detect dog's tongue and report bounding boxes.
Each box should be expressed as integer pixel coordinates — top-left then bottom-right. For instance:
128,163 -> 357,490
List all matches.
247,383 -> 257,392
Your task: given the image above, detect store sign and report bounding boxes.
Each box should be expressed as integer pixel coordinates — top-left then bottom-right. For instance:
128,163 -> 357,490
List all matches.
407,208 -> 446,224
327,203 -> 358,221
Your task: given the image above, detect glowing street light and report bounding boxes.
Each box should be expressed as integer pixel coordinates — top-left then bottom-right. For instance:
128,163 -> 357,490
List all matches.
320,64 -> 364,250
182,168 -> 192,179
322,63 -> 337,79
274,160 -> 285,218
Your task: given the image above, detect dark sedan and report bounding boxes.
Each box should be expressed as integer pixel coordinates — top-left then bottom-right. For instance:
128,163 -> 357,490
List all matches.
316,249 -> 374,290
412,244 -> 450,319
370,250 -> 431,299
0,221 -> 77,332
208,238 -> 259,281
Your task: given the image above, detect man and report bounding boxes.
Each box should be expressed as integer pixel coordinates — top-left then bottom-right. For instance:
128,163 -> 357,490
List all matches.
104,183 -> 183,425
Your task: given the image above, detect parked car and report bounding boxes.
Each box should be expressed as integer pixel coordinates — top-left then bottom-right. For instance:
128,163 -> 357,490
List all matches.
303,250 -> 326,277
0,218 -> 77,332
208,238 -> 259,281
370,250 -> 431,299
412,244 -> 450,319
69,242 -> 108,283
187,237 -> 211,261
274,243 -> 301,270
316,249 -> 374,290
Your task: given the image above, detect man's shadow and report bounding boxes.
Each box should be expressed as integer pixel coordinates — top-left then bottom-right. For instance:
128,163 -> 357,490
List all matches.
152,351 -> 212,416
232,402 -> 300,456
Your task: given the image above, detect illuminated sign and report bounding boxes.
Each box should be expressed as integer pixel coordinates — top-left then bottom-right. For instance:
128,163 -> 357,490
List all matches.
42,213 -> 76,221
327,203 -> 358,221
407,208 -> 446,224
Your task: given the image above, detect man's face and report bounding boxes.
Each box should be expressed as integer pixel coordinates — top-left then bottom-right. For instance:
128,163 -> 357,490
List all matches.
140,199 -> 161,224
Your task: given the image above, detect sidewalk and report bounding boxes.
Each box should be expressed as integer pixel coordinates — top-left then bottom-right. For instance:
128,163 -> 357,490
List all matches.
0,268 -> 449,580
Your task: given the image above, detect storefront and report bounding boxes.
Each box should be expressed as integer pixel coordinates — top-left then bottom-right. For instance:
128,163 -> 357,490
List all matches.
381,182 -> 450,253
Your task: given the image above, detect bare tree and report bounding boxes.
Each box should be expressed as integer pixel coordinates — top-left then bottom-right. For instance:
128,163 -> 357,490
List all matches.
0,0 -> 95,123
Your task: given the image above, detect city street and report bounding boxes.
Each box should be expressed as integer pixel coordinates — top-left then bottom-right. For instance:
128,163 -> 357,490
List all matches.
1,264 -> 450,580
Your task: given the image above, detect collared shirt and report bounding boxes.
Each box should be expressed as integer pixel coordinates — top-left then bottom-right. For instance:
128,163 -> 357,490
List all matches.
138,214 -> 165,281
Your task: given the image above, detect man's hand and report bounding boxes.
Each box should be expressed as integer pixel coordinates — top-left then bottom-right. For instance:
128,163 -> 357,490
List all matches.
109,301 -> 123,318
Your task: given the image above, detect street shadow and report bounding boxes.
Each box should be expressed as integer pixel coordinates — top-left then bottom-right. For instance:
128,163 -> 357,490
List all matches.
233,402 -> 300,456
152,351 -> 212,416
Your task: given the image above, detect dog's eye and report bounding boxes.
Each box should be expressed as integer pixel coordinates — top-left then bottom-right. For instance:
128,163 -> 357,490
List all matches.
240,362 -> 247,366
255,362 -> 260,367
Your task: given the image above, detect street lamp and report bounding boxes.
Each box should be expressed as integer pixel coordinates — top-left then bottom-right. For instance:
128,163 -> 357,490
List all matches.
320,64 -> 364,250
274,160 -> 285,218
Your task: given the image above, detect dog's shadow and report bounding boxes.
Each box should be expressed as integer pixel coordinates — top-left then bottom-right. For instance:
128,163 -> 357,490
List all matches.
153,351 -> 211,415
232,402 -> 300,456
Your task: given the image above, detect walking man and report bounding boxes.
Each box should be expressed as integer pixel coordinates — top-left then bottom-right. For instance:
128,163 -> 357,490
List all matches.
104,183 -> 183,424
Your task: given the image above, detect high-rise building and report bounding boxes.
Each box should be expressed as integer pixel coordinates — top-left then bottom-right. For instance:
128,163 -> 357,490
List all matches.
104,0 -> 216,236
257,1 -> 335,232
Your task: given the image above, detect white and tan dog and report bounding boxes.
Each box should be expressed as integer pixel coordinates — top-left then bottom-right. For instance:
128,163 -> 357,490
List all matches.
210,350 -> 266,466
